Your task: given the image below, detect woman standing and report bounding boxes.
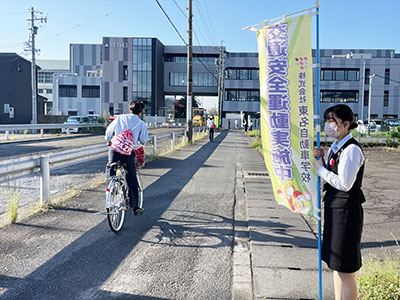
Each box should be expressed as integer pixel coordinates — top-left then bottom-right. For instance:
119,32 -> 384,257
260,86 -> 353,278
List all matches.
313,104 -> 365,300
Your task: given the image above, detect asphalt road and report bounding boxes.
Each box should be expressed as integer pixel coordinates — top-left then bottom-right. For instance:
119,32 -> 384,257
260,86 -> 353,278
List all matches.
0,131 -> 234,299
0,128 -> 184,160
0,128 -> 189,215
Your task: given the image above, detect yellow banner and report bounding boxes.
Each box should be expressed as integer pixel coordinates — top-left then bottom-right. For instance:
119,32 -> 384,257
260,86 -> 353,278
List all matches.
256,14 -> 317,217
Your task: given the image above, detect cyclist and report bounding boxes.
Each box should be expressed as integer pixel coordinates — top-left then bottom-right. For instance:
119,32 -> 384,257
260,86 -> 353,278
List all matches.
105,101 -> 148,215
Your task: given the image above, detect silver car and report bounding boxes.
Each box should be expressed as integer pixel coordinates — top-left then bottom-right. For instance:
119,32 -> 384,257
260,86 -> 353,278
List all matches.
62,116 -> 89,133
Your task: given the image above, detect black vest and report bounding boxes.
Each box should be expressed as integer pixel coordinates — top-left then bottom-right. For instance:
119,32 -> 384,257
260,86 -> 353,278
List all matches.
323,138 -> 366,208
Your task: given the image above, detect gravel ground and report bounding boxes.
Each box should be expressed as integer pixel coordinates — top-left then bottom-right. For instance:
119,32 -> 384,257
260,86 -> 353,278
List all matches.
305,147 -> 400,258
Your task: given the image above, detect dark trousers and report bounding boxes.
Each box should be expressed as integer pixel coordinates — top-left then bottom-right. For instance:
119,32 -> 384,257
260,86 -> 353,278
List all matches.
209,128 -> 214,141
106,148 -> 139,208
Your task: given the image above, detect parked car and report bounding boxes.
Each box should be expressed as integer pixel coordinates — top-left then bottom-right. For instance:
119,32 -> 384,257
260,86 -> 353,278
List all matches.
356,120 -> 377,134
371,119 -> 382,131
85,114 -> 102,123
61,116 -> 89,133
385,119 -> 400,130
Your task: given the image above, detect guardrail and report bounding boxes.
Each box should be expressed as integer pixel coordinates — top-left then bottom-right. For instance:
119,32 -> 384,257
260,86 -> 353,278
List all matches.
0,126 -> 207,204
0,122 -> 186,140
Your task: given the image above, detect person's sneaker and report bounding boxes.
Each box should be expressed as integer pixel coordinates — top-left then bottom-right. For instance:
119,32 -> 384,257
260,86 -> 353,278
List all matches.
133,207 -> 144,215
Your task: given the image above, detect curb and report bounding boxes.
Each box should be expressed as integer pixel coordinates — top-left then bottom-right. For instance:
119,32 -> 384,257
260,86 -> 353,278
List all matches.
232,153 -> 253,299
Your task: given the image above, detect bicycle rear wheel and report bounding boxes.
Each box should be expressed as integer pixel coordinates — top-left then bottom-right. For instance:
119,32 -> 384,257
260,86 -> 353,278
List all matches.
106,179 -> 126,232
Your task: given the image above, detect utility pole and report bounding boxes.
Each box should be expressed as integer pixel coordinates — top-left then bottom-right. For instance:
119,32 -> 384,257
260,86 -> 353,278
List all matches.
367,74 -> 376,136
216,45 -> 225,128
186,0 -> 193,143
27,7 -> 47,124
360,60 -> 365,121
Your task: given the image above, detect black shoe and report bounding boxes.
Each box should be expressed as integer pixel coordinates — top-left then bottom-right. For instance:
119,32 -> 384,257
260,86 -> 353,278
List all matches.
133,207 -> 144,215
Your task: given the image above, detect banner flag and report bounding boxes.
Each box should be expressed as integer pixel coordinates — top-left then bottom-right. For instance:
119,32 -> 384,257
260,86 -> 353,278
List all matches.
256,14 -> 317,217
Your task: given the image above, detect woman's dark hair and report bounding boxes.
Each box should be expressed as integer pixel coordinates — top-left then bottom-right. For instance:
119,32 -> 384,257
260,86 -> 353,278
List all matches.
323,104 -> 358,130
129,101 -> 145,115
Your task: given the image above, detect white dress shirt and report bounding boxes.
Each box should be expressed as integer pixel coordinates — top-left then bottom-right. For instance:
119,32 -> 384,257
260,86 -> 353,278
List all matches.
317,133 -> 364,192
207,119 -> 215,128
105,114 -> 148,147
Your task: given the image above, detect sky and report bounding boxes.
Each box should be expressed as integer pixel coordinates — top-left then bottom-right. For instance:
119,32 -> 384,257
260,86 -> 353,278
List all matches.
1,0 -> 400,61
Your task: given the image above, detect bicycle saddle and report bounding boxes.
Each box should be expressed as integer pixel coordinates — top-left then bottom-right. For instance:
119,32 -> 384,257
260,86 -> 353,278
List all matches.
110,162 -> 127,170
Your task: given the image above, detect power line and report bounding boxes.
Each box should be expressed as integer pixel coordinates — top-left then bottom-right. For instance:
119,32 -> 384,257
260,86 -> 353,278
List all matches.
201,0 -> 219,45
194,0 -> 217,47
172,0 -> 187,19
36,0 -> 145,44
155,0 -> 187,45
156,0 -> 218,82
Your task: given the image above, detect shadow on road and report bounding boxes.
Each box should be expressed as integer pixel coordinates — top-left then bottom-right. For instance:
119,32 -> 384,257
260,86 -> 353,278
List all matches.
1,131 -> 230,299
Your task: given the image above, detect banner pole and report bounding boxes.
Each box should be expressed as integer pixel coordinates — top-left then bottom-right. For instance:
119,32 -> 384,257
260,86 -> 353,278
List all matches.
315,1 -> 322,300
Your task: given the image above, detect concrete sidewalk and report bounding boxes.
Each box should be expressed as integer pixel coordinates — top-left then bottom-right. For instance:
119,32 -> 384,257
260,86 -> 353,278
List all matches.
233,134 -> 334,300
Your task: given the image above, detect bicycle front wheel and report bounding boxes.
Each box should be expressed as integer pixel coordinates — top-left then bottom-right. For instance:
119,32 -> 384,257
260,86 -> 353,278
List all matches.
106,179 -> 126,233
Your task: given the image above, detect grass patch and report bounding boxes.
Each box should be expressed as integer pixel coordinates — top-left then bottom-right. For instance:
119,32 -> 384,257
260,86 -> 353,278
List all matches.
357,235 -> 400,299
358,254 -> 400,299
249,137 -> 262,152
7,182 -> 20,224
246,130 -> 260,137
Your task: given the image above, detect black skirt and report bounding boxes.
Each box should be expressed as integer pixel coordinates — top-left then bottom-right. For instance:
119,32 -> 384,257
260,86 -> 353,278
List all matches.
322,203 -> 363,273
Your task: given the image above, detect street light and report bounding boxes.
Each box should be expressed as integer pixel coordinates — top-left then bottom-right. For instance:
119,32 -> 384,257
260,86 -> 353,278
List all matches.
367,73 -> 376,136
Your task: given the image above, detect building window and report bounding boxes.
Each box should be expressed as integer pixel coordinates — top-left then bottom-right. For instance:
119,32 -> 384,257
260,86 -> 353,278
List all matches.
320,90 -> 359,103
59,85 -> 77,97
133,38 -> 152,104
321,69 -> 359,81
45,102 -> 53,115
384,91 -> 389,106
169,72 -> 217,87
46,89 -> 52,94
123,65 -> 128,81
123,86 -> 128,102
365,68 -> 370,84
38,73 -> 45,83
384,69 -> 390,85
364,91 -> 369,106
38,88 -> 44,94
68,110 -> 78,116
225,68 -> 259,80
225,89 -> 260,101
82,85 -> 100,98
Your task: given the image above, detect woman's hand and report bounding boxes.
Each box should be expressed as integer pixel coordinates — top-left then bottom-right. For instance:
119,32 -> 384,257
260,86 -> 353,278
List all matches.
312,147 -> 324,170
313,147 -> 324,159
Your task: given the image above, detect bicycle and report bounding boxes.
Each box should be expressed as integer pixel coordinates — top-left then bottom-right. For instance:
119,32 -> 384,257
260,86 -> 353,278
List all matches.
105,161 -> 143,233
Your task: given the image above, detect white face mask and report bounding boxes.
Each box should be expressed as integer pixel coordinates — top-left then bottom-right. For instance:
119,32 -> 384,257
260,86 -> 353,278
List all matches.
324,122 -> 341,138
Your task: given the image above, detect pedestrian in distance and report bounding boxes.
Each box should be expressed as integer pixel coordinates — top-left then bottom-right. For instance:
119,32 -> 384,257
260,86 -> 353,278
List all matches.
242,118 -> 248,135
234,119 -> 238,129
249,119 -> 253,131
105,101 -> 149,215
207,116 -> 216,141
313,104 -> 365,300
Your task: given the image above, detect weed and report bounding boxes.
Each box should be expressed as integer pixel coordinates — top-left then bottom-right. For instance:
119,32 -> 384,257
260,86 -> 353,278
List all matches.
10,131 -> 17,140
249,137 -> 262,152
247,130 -> 260,137
7,181 -> 20,224
357,234 -> 400,299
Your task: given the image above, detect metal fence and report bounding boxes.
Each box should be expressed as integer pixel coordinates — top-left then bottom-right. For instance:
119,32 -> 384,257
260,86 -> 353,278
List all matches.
0,126 -> 207,204
0,122 -> 186,140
